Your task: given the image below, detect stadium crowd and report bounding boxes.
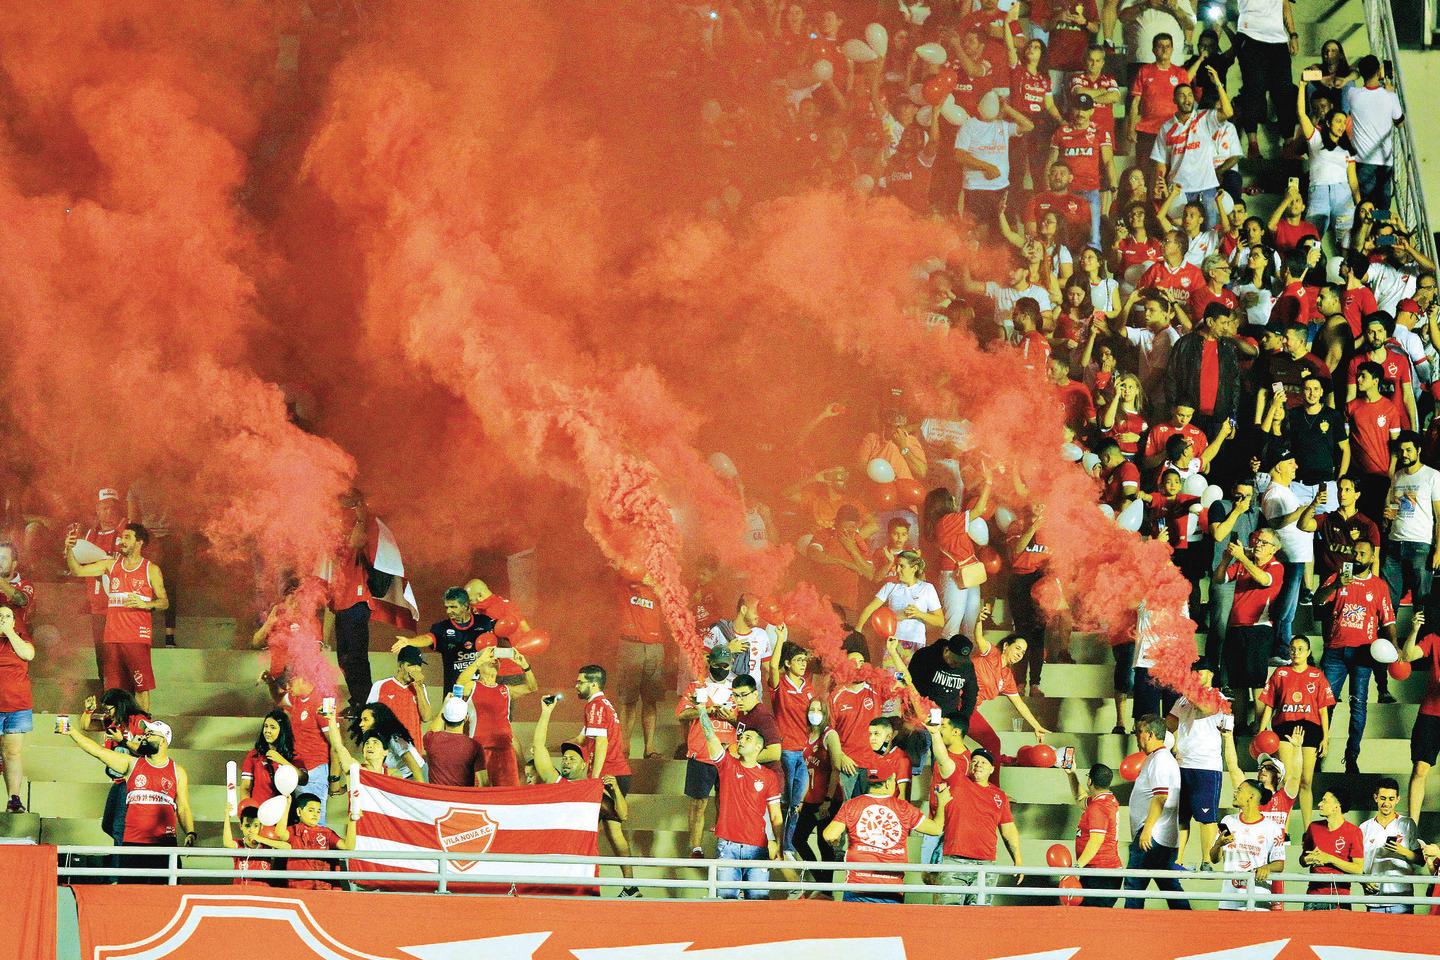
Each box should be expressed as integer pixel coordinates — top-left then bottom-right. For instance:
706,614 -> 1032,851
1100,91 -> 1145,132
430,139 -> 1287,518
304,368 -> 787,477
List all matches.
0,0 -> 1438,911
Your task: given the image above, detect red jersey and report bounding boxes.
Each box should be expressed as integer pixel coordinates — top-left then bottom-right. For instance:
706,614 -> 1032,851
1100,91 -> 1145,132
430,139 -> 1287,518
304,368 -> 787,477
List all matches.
932,512 -> 978,574
369,677 -> 423,750
104,557 -> 154,645
581,692 -> 630,777
1139,259 -> 1206,295
1117,236 -> 1162,270
854,745 -> 912,789
714,752 -> 780,847
1076,791 -> 1122,868
617,581 -> 663,643
1225,559 -> 1285,627
1007,526 -> 1051,576
1323,573 -> 1394,649
124,756 -> 179,844
1050,1 -> 1099,69
0,574 -> 34,640
802,735 -> 831,804
1051,122 -> 1111,191
284,691 -> 332,771
1258,665 -> 1336,724
948,57 -> 995,116
1027,190 -> 1093,242
1056,380 -> 1097,431
1341,285 -> 1379,339
1189,285 -> 1240,326
240,749 -> 283,807
676,680 -> 735,762
1315,510 -> 1381,577
1105,410 -> 1150,457
958,10 -> 1023,76
468,681 -> 512,748
828,684 -> 880,756
1069,71 -> 1119,138
833,793 -> 923,884
287,821 -> 342,890
327,528 -> 371,614
1273,219 -> 1321,255
768,674 -> 816,751
1303,820 -> 1364,895
1418,634 -> 1440,717
1101,460 -> 1141,508
943,774 -> 1013,860
233,850 -> 274,886
1010,66 -> 1051,117
972,646 -> 1018,702
1271,282 -> 1322,329
929,747 -> 972,812
1347,395 -> 1403,475
1133,62 -> 1186,133
83,522 -> 125,615
1347,349 -> 1415,426
1143,422 -> 1209,461
1260,785 -> 1297,838
0,627 -> 31,712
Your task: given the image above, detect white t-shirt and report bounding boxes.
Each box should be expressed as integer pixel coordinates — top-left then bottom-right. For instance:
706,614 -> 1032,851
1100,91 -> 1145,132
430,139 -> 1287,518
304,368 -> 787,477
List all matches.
1216,813 -> 1287,909
1261,482 -> 1314,563
874,580 -> 942,649
704,623 -> 776,685
1365,261 -> 1418,316
1169,694 -> 1233,771
1122,324 -> 1180,384
1213,120 -> 1243,165
1389,464 -> 1440,544
985,280 -> 1054,326
1342,83 -> 1404,166
955,119 -> 1018,191
1232,283 -> 1275,327
1361,815 -> 1418,895
1152,110 -> 1223,192
1306,130 -> 1354,186
1182,229 -> 1223,268
1088,277 -> 1120,314
1236,0 -> 1289,44
1130,747 -> 1182,847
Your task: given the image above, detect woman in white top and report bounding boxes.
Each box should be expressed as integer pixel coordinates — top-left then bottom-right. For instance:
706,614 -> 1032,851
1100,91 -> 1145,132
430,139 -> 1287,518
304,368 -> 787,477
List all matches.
1232,243 -> 1279,328
1076,246 -> 1121,317
999,207 -> 1074,287
855,550 -> 944,658
1297,83 -> 1360,249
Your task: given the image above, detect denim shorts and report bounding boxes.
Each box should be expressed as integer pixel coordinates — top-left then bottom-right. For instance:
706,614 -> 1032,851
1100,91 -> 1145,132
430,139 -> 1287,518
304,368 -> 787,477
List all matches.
0,709 -> 33,734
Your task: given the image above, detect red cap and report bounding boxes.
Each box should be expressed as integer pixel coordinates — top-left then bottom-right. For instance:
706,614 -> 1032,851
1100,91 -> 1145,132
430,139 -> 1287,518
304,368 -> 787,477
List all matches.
1398,298 -> 1421,314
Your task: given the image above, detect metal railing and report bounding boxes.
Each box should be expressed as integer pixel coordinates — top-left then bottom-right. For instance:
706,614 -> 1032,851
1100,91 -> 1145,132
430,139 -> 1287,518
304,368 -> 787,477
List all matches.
1362,0 -> 1437,264
55,845 -> 1440,910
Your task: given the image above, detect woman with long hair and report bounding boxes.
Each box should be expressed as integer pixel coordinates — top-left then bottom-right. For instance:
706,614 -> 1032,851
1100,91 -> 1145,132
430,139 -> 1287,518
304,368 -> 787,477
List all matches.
1101,372 -> 1148,460
970,629 -> 1052,782
239,708 -> 306,806
1076,245 -> 1120,317
1297,83 -> 1360,249
791,696 -> 837,897
920,485 -> 990,642
855,550 -> 944,661
348,702 -> 425,781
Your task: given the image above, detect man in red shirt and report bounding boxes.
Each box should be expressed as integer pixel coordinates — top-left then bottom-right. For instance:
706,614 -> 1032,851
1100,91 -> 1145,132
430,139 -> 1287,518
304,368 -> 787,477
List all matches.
1070,45 -> 1121,141
1046,94 -> 1113,246
613,574 -> 666,760
1401,611 -> 1440,820
1137,232 -> 1206,300
1214,530 -> 1284,730
1270,250 -> 1323,330
1098,439 -> 1141,511
1142,402 -> 1210,471
366,647 -> 432,750
0,606 -> 35,812
1187,255 -> 1240,328
824,755 -> 947,903
1315,539 -> 1395,776
574,663 -> 636,894
827,634 -> 881,799
281,675 -> 334,826
765,637 -> 815,854
1025,162 -> 1093,251
1301,789 -> 1366,904
1345,313 -> 1419,430
927,740 -> 1022,905
423,696 -> 483,787
958,0 -> 1024,79
1048,356 -> 1097,432
1126,33 -> 1187,164
1068,762 -> 1122,906
1346,361 -> 1403,521
695,700 -> 781,899
1339,252 -> 1380,339
326,489 -> 376,718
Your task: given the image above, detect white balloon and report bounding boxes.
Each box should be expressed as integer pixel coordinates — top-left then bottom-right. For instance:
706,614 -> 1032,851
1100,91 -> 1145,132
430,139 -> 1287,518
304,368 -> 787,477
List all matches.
1371,638 -> 1400,665
708,451 -> 737,480
907,3 -> 932,26
1060,442 -> 1084,462
968,516 -> 990,546
273,764 -> 300,797
994,506 -> 1016,532
865,23 -> 889,58
1081,451 -> 1101,473
907,83 -> 928,105
843,38 -> 878,62
976,90 -> 1001,122
853,174 -> 875,194
915,42 -> 947,65
257,795 -> 288,827
939,95 -> 967,126
1117,499 -> 1145,532
1199,484 -> 1223,509
1181,474 -> 1208,497
812,59 -> 834,83
1098,503 -> 1115,519
915,105 -> 934,125
866,457 -> 897,484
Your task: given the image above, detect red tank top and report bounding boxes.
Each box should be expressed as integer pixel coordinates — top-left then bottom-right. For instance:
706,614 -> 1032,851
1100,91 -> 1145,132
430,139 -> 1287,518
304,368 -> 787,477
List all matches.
104,557 -> 154,645
124,756 -> 179,843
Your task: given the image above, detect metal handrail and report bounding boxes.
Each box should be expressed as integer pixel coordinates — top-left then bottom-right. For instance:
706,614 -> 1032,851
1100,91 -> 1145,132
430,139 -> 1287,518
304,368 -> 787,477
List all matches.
1361,0 -> 1437,263
55,845 -> 1440,908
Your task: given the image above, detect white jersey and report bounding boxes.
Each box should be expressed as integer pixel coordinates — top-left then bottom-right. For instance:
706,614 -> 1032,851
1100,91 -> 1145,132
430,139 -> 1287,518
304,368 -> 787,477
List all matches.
1169,694 -> 1233,771
1361,815 -> 1418,896
1130,747 -> 1181,848
1217,813 -> 1287,909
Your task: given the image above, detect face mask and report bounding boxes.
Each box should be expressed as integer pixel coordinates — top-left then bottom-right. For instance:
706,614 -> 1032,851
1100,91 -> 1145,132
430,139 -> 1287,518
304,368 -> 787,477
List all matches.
807,711 -> 824,726
708,665 -> 730,681
135,740 -> 160,757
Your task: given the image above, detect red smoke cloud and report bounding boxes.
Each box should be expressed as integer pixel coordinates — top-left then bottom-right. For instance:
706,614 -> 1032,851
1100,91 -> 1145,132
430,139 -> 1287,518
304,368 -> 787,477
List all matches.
0,0 -> 1209,706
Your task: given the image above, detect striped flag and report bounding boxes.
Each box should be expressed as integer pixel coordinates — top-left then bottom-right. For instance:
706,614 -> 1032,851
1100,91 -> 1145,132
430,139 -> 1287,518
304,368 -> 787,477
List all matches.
350,770 -> 603,894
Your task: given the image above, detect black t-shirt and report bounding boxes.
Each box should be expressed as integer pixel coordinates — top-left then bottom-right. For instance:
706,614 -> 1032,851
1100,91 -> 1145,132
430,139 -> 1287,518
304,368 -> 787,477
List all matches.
429,614 -> 497,690
1283,404 -> 1348,484
907,643 -> 978,721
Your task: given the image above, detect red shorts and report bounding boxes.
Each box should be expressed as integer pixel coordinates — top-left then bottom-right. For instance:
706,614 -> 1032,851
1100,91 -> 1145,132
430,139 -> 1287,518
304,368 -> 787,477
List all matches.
482,744 -> 519,787
101,643 -> 155,693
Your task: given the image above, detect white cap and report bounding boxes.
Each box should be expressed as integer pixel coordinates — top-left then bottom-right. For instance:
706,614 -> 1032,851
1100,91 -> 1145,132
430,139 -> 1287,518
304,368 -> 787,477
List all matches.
142,720 -> 173,745
98,488 -> 120,502
441,698 -> 468,725
1257,752 -> 1286,781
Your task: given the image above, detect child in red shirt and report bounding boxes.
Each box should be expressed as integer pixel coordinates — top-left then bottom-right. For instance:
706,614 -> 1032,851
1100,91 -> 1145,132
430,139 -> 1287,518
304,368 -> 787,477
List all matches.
222,800 -> 291,886
273,792 -> 359,890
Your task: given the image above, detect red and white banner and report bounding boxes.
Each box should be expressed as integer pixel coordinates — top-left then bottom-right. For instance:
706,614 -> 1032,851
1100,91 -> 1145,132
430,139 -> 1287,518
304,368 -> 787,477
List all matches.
313,516 -> 419,631
351,770 -> 601,893
73,889 -> 1440,960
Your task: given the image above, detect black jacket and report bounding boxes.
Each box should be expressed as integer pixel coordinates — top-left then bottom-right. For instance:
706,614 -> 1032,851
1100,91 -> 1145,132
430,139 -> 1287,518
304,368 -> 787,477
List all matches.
1165,332 -> 1243,419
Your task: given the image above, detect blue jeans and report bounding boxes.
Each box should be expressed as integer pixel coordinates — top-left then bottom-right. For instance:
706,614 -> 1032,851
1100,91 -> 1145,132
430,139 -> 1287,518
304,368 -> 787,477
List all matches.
1123,841 -> 1190,909
1355,162 -> 1394,206
1322,646 -> 1373,766
779,750 -> 808,853
1078,187 -> 1102,249
717,837 -> 769,899
306,762 -> 330,827
1185,187 -> 1219,230
1383,540 -> 1433,614
1272,561 -> 1306,658
1307,181 -> 1356,248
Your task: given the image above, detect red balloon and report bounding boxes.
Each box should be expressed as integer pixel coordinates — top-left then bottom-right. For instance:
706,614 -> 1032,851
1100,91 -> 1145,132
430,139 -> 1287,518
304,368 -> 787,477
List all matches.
894,478 -> 926,509
922,76 -> 953,105
513,629 -> 551,656
758,597 -> 785,626
1014,744 -> 1035,766
1119,751 -> 1145,782
935,67 -> 959,88
493,615 -> 520,638
871,481 -> 897,510
1028,744 -> 1057,768
1253,729 -> 1280,756
978,545 -> 1003,577
1046,843 -> 1073,869
1391,659 -> 1413,681
870,606 -> 899,639
1058,874 -> 1083,906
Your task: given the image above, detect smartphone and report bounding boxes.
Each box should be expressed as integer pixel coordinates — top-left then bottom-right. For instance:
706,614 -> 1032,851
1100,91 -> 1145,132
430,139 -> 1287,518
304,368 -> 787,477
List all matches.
1287,176 -> 1299,192
929,707 -> 943,725
542,693 -> 565,707
1341,561 -> 1354,579
321,696 -> 335,715
1301,68 -> 1323,82
1270,381 -> 1285,398
1376,234 -> 1398,247
1373,208 -> 1391,222
494,647 -> 516,660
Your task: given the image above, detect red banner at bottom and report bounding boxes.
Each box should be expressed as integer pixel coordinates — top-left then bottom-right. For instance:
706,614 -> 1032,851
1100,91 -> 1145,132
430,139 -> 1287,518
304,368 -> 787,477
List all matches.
74,885 -> 1433,960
